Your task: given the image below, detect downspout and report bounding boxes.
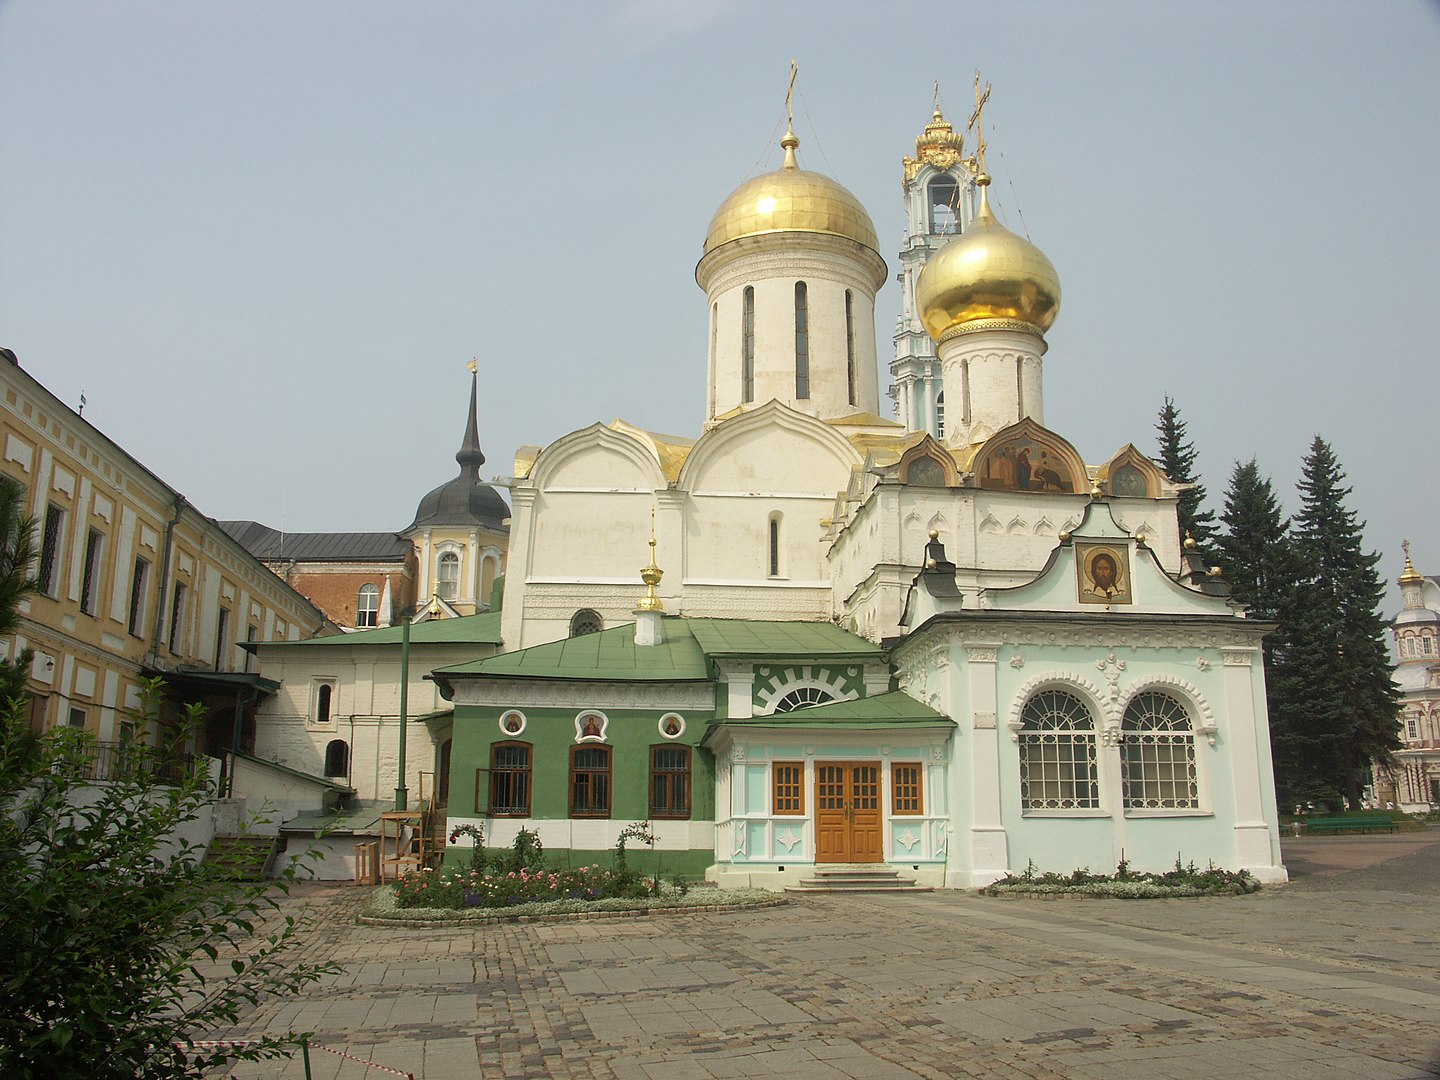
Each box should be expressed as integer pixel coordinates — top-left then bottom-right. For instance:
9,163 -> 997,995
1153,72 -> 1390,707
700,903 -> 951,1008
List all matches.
229,685 -> 260,798
148,494 -> 186,668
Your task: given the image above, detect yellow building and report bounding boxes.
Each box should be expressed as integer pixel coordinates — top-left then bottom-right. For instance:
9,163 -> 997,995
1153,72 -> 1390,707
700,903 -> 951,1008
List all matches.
0,347 -> 337,763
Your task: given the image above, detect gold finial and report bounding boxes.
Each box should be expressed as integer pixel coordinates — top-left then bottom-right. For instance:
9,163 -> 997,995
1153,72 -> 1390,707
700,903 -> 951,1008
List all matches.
466,358 -> 478,374
637,508 -> 665,613
932,80 -> 942,120
928,528 -> 939,540
1400,539 -> 1424,585
781,59 -> 800,170
1135,532 -> 1148,546
428,587 -> 443,617
1184,531 -> 1196,550
1090,478 -> 1103,499
1208,565 -> 1224,577
967,71 -> 991,177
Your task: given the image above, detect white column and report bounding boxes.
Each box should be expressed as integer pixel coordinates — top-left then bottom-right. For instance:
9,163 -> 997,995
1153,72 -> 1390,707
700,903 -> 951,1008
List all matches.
964,642 -> 1009,886
1221,647 -> 1285,880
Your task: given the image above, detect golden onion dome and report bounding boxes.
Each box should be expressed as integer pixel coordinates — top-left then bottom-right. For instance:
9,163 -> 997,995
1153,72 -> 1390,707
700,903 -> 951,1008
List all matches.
703,129 -> 880,256
916,175 -> 1061,341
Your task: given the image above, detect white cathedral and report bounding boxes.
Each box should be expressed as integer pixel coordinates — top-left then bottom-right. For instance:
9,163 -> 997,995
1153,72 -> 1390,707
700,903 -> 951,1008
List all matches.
255,97 -> 1289,888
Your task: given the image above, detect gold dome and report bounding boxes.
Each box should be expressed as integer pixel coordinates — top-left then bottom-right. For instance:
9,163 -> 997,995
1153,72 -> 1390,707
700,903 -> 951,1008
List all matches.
703,129 -> 880,256
916,176 -> 1060,340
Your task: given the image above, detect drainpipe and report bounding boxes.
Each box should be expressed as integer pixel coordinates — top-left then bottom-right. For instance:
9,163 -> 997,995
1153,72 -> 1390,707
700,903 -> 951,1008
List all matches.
229,685 -> 260,798
148,494 -> 186,668
395,612 -> 411,811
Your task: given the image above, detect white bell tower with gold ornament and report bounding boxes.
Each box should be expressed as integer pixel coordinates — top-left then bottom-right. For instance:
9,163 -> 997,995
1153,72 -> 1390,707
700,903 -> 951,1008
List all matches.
891,83 -> 978,439
915,77 -> 1061,448
696,64 -> 887,425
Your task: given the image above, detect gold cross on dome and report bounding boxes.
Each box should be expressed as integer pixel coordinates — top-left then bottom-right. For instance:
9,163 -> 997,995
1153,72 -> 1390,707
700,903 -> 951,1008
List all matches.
968,71 -> 991,174
466,358 -> 478,374
786,59 -> 798,130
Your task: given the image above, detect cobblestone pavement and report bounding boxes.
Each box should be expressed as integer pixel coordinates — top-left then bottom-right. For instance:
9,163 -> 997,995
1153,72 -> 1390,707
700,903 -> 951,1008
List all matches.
220,834 -> 1440,1079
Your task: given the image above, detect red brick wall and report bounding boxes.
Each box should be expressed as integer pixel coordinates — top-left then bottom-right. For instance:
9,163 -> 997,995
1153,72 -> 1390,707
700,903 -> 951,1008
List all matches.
264,557 -> 417,631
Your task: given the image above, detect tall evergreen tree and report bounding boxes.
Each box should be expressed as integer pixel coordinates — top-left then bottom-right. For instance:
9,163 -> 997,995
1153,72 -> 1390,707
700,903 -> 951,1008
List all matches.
1216,459 -> 1310,804
1289,436 -> 1400,808
1155,397 -> 1219,558
0,476 -> 37,708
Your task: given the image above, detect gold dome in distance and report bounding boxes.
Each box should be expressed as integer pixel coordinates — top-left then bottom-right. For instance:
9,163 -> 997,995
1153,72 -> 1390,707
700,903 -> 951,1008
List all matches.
703,128 -> 880,256
916,175 -> 1061,341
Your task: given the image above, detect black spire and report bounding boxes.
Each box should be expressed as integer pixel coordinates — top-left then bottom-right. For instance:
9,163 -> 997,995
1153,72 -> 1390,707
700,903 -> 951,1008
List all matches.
455,369 -> 486,478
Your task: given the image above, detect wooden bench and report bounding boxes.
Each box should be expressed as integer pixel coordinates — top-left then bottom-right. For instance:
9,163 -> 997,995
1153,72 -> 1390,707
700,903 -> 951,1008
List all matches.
1300,814 -> 1398,835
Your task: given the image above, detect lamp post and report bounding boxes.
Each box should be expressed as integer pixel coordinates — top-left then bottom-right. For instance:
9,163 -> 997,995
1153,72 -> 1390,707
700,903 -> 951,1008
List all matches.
394,608 -> 412,812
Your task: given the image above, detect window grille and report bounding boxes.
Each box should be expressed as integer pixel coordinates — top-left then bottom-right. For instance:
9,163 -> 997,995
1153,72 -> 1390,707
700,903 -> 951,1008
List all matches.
1018,689 -> 1099,810
742,286 -> 755,403
80,528 -> 103,615
774,686 -> 835,713
490,742 -> 532,816
39,504 -> 64,596
569,609 -> 602,637
794,281 -> 810,399
649,745 -> 690,819
1121,692 -> 1199,810
324,739 -> 349,777
845,290 -> 857,406
570,745 -> 611,817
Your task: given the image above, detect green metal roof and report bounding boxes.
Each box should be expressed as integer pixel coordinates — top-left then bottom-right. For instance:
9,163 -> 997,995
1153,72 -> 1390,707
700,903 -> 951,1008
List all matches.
685,618 -> 883,661
282,799 -> 388,836
434,619 -> 711,683
252,611 -> 503,650
706,690 -> 952,733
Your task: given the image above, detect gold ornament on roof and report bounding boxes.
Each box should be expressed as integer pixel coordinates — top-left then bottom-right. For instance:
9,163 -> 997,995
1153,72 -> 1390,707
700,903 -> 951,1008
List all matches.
637,509 -> 665,613
903,83 -> 968,184
1184,532 -> 1197,550
1399,539 -> 1424,585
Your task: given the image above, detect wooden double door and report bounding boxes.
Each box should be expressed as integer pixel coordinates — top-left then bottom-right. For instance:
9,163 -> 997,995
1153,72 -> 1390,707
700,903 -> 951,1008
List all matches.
814,761 -> 883,863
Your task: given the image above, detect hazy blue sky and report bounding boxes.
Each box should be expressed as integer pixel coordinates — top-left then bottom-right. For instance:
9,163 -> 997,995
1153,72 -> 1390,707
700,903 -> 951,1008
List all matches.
2,1 -> 1437,605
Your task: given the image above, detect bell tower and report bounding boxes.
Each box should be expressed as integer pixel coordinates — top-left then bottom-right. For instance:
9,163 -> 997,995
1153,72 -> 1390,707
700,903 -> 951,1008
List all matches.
891,90 -> 976,438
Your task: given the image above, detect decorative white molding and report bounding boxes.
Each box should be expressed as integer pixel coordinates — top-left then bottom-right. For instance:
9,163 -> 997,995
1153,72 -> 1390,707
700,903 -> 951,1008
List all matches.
1008,671 -> 1116,740
1097,652 -> 1127,699
1118,675 -> 1219,747
776,829 -> 802,852
1009,654 -> 1026,669
897,830 -> 920,851
966,645 -> 999,663
1222,649 -> 1257,667
972,711 -> 997,729
1194,657 -> 1212,671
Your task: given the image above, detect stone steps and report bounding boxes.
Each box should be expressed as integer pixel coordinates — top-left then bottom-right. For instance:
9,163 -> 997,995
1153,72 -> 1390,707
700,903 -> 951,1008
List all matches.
784,864 -> 933,894
205,834 -> 280,881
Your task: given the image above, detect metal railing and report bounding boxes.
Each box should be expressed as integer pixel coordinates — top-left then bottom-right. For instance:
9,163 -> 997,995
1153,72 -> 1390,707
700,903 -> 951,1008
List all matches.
77,741 -> 198,786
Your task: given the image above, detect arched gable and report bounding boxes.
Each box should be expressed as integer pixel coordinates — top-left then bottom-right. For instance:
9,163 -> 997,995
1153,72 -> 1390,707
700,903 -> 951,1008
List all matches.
1098,444 -> 1165,499
677,399 -> 862,494
528,423 -> 666,491
972,419 -> 1087,495
899,435 -> 959,487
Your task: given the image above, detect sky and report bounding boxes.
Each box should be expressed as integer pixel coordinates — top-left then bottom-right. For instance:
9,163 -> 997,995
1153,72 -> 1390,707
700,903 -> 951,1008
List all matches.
2,1 -> 1437,607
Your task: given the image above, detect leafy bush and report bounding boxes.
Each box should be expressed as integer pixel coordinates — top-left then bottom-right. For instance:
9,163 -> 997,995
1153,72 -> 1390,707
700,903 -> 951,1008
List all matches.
984,857 -> 1260,898
0,683 -> 339,1077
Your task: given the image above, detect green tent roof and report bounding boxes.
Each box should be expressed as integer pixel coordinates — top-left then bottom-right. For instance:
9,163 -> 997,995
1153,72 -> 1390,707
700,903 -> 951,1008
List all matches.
705,690 -> 952,734
253,611 -> 502,650
433,619 -> 711,683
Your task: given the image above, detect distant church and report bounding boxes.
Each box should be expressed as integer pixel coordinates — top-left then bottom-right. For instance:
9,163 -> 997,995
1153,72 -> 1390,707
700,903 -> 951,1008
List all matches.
412,91 -> 1289,888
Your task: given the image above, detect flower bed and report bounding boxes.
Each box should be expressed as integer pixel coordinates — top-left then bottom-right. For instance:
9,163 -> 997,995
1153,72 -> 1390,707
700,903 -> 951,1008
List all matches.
363,881 -> 782,923
983,859 -> 1260,899
393,863 -> 642,909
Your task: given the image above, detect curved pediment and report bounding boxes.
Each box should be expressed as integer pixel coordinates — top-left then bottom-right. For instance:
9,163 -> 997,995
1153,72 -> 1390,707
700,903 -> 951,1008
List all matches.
677,399 -> 863,493
527,422 -> 667,491
972,419 -> 1087,495
898,435 -> 959,487
1096,443 -> 1166,499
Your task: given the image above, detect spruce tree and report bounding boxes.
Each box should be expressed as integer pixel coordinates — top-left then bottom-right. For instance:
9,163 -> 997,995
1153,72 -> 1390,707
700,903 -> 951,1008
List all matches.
1289,436 -> 1400,808
1216,459 -> 1312,806
1155,397 -> 1219,558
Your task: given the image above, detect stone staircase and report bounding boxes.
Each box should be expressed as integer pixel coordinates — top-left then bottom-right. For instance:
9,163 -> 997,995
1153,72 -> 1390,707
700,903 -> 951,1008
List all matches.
204,835 -> 280,881
783,864 -> 933,894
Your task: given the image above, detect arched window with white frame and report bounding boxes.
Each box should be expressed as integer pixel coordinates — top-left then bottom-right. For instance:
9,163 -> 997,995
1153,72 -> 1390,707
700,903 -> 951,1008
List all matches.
1122,691 -> 1200,810
436,551 -> 460,601
1018,689 -> 1100,811
356,583 -> 379,627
